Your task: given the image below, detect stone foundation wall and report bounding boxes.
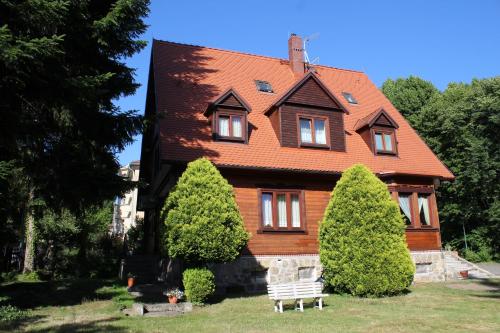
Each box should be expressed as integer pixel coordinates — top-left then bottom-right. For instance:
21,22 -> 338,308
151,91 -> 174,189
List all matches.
411,250 -> 446,282
211,251 -> 447,293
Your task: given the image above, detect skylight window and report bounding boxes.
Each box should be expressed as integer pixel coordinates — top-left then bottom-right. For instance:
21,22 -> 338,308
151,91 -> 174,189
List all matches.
255,80 -> 273,93
342,92 -> 358,104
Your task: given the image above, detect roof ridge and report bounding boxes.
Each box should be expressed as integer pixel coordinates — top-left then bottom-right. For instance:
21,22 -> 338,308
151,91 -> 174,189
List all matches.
153,38 -> 365,74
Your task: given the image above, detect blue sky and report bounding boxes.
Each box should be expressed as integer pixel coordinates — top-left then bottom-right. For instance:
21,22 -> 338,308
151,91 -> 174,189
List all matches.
116,0 -> 500,165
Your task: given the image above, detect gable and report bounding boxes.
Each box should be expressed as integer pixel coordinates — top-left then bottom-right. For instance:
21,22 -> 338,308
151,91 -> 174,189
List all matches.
286,77 -> 340,109
204,88 -> 251,116
355,108 -> 399,131
375,113 -> 393,127
220,94 -> 244,108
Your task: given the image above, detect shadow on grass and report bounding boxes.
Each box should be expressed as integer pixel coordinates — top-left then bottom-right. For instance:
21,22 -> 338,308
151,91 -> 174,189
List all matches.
0,315 -> 45,332
0,279 -> 126,309
23,318 -> 126,333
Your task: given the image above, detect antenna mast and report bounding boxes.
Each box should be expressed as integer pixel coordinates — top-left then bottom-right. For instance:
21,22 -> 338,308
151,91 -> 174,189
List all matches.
303,33 -> 320,71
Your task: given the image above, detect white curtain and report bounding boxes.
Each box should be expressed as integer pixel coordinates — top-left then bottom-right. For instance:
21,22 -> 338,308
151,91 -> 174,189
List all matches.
398,194 -> 412,222
232,116 -> 242,138
262,193 -> 273,227
291,194 -> 301,227
314,119 -> 326,144
418,195 -> 431,225
375,133 -> 384,151
219,116 -> 229,136
383,134 -> 393,151
300,119 -> 312,143
277,194 -> 287,227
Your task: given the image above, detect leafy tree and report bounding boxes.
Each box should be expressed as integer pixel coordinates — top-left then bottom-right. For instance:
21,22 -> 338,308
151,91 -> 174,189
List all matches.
381,76 -> 439,123
319,164 -> 415,297
412,78 -> 500,259
162,158 -> 249,264
0,0 -> 149,271
36,201 -> 119,277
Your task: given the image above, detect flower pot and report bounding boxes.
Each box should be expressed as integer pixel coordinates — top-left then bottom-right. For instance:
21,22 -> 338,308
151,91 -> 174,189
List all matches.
459,270 -> 469,279
168,296 -> 178,304
127,277 -> 135,288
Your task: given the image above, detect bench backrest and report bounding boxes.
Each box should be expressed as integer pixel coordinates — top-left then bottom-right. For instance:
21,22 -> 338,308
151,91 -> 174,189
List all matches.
267,282 -> 324,299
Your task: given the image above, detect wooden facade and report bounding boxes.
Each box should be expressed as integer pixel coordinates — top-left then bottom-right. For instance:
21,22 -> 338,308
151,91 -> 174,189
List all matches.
222,169 -> 442,255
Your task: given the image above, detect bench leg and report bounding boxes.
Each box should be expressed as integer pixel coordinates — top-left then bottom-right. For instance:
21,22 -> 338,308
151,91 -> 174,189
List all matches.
274,301 -> 279,312
318,298 -> 323,310
279,300 -> 283,313
299,299 -> 304,312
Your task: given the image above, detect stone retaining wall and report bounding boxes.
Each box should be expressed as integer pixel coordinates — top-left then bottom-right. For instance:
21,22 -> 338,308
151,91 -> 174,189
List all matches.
212,251 -> 446,293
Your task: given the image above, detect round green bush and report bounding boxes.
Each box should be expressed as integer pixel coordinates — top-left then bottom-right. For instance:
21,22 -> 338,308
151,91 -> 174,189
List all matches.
319,164 -> 415,297
162,158 -> 249,264
183,268 -> 215,304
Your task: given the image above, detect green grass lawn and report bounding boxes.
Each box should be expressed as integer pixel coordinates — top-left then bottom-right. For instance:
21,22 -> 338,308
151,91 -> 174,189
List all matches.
1,278 -> 498,333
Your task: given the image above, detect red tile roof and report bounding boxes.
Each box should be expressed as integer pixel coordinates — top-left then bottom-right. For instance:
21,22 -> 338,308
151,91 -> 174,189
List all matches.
152,39 -> 454,180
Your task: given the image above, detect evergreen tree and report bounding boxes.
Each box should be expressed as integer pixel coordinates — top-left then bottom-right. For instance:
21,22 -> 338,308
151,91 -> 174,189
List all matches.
0,0 -> 149,211
162,158 -> 249,264
319,164 -> 415,297
0,0 -> 149,271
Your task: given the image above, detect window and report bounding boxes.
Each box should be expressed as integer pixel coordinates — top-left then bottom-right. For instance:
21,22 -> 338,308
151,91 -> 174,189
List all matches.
374,131 -> 395,154
398,193 -> 413,226
418,194 -> 431,226
342,92 -> 358,104
299,116 -> 328,147
392,191 -> 435,228
255,80 -> 273,93
260,190 -> 304,231
216,112 -> 245,140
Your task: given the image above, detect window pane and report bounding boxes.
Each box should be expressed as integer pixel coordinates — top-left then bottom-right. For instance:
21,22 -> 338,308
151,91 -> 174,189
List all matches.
314,119 -> 326,144
232,116 -> 242,137
277,194 -> 287,227
375,133 -> 384,151
384,134 -> 393,151
291,194 -> 301,228
418,195 -> 431,226
398,193 -> 412,225
262,193 -> 273,227
299,118 -> 312,143
219,116 -> 229,136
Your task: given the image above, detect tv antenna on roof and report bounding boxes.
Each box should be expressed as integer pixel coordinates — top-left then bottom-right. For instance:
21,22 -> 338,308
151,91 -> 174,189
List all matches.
304,33 -> 320,69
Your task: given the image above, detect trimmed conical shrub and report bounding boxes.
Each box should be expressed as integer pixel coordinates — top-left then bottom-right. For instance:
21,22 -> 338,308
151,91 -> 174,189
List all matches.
162,158 -> 249,264
319,164 -> 415,296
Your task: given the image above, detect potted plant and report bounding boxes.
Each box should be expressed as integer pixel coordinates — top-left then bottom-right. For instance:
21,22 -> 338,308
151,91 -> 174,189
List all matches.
127,273 -> 136,288
165,288 -> 184,304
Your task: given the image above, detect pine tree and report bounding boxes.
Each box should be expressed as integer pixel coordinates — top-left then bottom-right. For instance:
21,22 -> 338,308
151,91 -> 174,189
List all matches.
319,164 -> 415,297
0,0 -> 149,270
162,158 -> 249,264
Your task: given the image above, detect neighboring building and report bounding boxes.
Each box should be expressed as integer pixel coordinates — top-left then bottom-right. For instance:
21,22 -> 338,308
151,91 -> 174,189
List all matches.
112,161 -> 143,235
138,35 -> 456,289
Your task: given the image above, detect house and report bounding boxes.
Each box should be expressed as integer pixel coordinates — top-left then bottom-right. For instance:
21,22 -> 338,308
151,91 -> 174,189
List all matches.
138,35 -> 455,289
112,161 -> 143,236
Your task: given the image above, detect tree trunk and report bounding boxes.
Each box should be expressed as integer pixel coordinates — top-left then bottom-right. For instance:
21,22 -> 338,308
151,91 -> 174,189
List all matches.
23,187 -> 35,273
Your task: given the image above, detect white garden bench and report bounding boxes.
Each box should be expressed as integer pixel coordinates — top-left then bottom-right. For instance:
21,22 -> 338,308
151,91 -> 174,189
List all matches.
267,282 -> 329,313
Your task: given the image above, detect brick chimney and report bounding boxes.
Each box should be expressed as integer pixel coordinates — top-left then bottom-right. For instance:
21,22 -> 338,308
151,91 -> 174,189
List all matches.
288,33 -> 304,75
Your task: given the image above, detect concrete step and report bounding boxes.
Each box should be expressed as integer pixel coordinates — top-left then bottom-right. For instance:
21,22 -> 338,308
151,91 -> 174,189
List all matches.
443,252 -> 496,280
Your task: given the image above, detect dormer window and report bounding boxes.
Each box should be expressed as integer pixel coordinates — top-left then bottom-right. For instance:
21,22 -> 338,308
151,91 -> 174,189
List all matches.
374,130 -> 395,154
217,112 -> 244,140
205,88 -> 251,143
299,116 -> 329,147
354,108 -> 399,156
